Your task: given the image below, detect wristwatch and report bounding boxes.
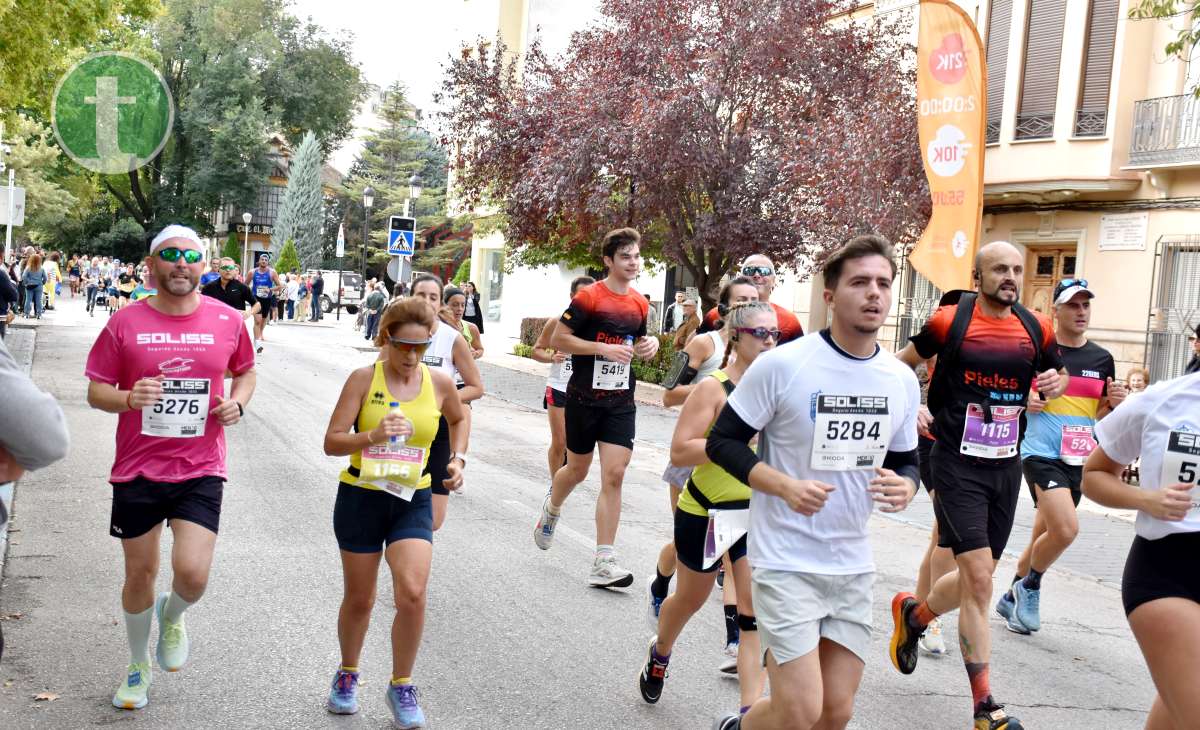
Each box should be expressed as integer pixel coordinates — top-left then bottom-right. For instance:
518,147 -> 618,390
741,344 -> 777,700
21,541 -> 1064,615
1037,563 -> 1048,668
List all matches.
450,452 -> 467,467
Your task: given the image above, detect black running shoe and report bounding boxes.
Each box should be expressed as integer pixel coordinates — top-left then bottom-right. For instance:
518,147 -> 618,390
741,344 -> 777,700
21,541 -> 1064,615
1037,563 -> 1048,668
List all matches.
974,701 -> 1023,730
637,637 -> 668,704
712,714 -> 741,730
888,592 -> 922,675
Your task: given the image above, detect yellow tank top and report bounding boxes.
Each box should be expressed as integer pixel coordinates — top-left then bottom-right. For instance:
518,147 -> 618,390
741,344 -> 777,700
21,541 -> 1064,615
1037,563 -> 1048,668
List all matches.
677,371 -> 752,517
339,362 -> 441,490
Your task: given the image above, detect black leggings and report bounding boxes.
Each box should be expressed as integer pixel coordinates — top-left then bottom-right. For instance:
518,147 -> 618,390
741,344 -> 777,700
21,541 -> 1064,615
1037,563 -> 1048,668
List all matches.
424,416 -> 451,495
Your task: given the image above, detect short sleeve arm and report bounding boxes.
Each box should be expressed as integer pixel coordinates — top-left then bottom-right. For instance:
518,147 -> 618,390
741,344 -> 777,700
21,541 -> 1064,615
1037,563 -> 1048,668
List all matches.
84,325 -> 123,386
908,306 -> 952,360
1094,390 -> 1152,465
228,323 -> 256,375
726,354 -> 780,431
560,288 -> 592,333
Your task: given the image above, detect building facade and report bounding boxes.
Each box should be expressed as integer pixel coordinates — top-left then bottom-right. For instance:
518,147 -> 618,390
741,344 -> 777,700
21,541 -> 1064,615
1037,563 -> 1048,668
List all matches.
882,0 -> 1200,382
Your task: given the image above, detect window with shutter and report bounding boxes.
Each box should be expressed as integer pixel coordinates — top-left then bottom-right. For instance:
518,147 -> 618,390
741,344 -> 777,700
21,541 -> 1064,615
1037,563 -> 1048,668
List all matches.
985,0 -> 1013,144
1016,0 -> 1067,140
1075,0 -> 1118,137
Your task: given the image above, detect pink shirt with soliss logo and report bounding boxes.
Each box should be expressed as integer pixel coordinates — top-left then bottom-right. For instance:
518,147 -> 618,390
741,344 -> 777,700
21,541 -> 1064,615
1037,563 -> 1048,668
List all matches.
85,296 -> 256,484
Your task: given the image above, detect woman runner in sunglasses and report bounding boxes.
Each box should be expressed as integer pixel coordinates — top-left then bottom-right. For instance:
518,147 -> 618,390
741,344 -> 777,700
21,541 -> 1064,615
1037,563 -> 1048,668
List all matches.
322,297 -> 470,727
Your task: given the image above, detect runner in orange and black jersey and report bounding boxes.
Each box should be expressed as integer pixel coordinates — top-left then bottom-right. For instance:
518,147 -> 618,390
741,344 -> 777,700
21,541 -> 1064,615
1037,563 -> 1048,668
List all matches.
700,301 -> 802,344
561,280 -> 649,408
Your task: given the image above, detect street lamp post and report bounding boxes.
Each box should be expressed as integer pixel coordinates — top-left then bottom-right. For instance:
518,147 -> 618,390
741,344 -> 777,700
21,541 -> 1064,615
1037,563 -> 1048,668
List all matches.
241,212 -> 252,273
401,175 -> 423,285
361,186 -> 374,299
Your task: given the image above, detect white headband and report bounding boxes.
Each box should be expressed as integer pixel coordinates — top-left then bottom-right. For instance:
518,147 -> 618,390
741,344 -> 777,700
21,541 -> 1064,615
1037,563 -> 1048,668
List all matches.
150,225 -> 204,255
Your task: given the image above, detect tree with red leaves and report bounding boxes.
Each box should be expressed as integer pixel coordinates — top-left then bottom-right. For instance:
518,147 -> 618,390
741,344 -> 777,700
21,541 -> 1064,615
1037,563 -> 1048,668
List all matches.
438,0 -> 929,306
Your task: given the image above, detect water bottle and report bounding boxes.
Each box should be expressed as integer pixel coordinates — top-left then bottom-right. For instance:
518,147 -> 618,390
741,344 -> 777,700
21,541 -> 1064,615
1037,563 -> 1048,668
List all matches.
388,401 -> 407,447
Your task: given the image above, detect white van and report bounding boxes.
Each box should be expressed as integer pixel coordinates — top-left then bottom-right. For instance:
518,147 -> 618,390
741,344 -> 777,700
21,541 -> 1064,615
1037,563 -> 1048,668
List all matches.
306,270 -> 363,314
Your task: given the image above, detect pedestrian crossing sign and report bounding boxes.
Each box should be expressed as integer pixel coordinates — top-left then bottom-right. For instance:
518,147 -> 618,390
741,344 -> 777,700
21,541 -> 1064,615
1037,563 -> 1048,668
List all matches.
388,216 -> 416,256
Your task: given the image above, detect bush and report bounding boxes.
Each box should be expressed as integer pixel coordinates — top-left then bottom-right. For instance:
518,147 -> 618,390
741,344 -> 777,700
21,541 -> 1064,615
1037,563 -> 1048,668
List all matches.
453,258 -> 471,285
221,232 -> 241,262
520,317 -> 550,347
632,334 -> 678,385
275,239 -> 300,274
512,343 -> 533,358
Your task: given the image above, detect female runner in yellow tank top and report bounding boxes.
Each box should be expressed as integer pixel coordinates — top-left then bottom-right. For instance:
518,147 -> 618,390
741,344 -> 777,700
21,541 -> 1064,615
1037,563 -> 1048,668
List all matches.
637,301 -> 778,716
321,297 -> 469,727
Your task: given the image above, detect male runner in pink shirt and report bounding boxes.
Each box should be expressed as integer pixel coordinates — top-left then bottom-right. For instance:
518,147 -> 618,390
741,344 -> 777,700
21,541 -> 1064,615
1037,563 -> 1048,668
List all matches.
85,224 -> 256,710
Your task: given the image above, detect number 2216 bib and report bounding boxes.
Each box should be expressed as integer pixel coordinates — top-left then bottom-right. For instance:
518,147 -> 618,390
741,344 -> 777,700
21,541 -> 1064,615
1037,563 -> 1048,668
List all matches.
811,394 -> 890,471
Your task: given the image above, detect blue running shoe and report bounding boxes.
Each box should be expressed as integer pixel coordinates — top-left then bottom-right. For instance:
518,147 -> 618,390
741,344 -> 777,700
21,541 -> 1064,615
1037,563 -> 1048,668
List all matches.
386,682 -> 426,729
1012,582 -> 1041,632
995,591 -> 1015,622
326,669 -> 360,715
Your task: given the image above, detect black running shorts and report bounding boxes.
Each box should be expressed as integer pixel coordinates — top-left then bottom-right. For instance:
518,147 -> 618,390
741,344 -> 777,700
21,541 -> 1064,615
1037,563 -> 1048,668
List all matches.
1122,531 -> 1200,616
674,509 -> 746,574
333,482 -> 433,552
918,434 -> 936,493
1021,456 -> 1082,507
543,386 -> 567,410
110,476 -> 224,539
929,442 -> 1021,559
423,416 -> 452,496
564,400 -> 636,453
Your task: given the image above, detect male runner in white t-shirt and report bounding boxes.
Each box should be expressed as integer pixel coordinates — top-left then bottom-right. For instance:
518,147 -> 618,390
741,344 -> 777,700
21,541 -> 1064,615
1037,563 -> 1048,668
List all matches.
86,225 -> 256,711
707,235 -> 921,730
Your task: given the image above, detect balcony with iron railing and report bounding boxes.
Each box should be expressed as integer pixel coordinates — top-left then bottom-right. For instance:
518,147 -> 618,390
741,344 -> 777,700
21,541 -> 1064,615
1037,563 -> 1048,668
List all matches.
1129,94 -> 1200,167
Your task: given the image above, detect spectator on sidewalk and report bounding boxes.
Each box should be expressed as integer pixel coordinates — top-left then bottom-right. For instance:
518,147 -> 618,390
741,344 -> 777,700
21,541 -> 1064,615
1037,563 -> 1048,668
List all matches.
0,266 -> 17,338
20,254 -> 46,319
363,282 -> 387,340
310,272 -> 324,322
43,252 -> 61,311
663,291 -> 687,333
296,275 -> 311,322
286,273 -> 300,320
462,281 -> 484,334
670,298 -> 700,350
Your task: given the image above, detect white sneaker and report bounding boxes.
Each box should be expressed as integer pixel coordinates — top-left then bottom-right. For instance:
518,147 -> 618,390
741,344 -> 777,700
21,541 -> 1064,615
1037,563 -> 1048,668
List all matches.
112,662 -> 151,710
588,555 -> 633,588
717,642 -> 738,677
533,497 -> 559,550
255,339 -> 263,353
919,616 -> 949,656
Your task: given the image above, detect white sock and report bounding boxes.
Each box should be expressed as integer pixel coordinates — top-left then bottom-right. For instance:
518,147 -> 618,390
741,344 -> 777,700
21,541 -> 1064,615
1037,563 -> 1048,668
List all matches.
595,544 -> 614,560
124,606 -> 153,665
163,591 -> 194,624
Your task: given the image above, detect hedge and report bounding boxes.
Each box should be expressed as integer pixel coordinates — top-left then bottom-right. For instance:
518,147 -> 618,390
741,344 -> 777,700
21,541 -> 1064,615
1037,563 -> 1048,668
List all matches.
520,317 -> 550,347
511,331 -> 678,386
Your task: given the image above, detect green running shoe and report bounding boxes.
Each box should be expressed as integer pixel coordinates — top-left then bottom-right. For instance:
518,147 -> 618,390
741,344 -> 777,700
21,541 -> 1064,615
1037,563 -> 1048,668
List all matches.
155,592 -> 189,672
112,661 -> 151,710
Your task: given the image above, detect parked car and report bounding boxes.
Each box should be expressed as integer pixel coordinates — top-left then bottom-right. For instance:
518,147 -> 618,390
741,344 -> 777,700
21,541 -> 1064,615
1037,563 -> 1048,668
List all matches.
306,269 -> 363,314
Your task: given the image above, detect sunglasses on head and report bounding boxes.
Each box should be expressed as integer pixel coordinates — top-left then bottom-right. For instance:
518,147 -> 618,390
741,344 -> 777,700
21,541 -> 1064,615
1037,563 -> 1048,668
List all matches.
1058,277 -> 1087,289
387,337 -> 432,354
735,326 -> 781,341
742,265 -> 773,277
156,247 -> 204,265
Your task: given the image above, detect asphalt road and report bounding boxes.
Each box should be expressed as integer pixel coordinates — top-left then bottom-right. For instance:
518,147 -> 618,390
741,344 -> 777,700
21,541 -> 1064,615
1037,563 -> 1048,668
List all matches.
0,296 -> 1157,729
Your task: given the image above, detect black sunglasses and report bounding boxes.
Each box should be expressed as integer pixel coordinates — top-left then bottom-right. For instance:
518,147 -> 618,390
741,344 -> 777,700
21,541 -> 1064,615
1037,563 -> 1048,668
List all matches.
156,247 -> 204,265
735,326 -> 781,341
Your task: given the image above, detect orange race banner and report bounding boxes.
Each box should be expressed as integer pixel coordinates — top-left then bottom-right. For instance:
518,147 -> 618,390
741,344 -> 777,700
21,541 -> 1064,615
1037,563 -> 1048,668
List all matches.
909,0 -> 987,294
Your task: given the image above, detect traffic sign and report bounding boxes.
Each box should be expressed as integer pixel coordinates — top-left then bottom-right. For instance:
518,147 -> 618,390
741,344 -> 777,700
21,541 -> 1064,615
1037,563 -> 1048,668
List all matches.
336,223 -> 345,257
0,186 -> 24,226
388,215 -> 416,256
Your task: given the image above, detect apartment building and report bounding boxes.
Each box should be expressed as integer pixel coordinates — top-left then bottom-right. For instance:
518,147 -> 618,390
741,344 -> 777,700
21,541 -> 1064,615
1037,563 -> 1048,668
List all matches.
884,0 -> 1199,381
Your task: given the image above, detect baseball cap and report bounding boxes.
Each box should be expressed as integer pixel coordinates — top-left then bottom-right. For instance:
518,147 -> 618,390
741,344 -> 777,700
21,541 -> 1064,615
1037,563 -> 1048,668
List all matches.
1053,278 -> 1093,305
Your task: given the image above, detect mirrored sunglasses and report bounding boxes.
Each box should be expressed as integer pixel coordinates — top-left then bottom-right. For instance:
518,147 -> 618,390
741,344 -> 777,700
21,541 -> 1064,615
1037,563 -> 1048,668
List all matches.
156,247 -> 204,265
735,326 -> 781,341
741,265 -> 773,277
387,337 -> 432,354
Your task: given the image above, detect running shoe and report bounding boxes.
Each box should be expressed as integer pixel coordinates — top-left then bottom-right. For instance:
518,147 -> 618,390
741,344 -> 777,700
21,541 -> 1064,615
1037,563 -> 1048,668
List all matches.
589,555 -> 634,588
533,497 -> 559,550
888,592 -> 922,675
326,669 -> 360,715
646,576 -> 665,630
994,590 -> 1015,622
255,339 -> 263,354
713,714 -> 741,730
637,637 -> 669,704
919,616 -> 948,656
717,642 -> 739,676
154,592 -> 189,672
111,661 -> 151,710
1004,611 -> 1032,636
974,701 -> 1023,729
1012,582 -> 1041,632
386,682 -> 426,729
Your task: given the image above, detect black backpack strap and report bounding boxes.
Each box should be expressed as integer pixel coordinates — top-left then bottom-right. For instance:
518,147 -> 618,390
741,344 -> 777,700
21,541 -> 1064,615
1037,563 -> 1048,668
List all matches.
1010,303 -> 1044,380
927,292 -> 977,415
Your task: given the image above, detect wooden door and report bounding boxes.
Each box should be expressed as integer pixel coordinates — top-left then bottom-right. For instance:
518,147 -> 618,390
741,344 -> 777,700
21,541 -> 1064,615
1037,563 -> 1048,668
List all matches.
1023,245 -> 1077,316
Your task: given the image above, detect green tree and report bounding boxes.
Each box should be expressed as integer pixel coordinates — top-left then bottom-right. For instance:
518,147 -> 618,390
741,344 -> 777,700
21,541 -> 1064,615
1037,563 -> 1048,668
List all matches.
452,258 -> 471,285
103,0 -> 365,234
3,114 -> 80,247
0,0 -> 159,114
342,83 -> 448,278
275,238 -> 300,273
273,131 -> 324,269
221,232 -> 240,261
